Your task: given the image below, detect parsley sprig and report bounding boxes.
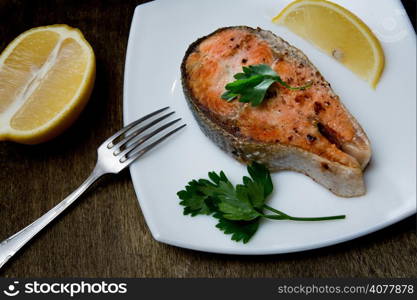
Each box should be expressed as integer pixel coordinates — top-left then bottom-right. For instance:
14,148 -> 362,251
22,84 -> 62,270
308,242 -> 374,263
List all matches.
177,163 -> 345,243
221,64 -> 312,107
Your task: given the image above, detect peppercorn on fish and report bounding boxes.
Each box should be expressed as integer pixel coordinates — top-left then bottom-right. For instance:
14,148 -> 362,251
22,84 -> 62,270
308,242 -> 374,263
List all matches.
181,26 -> 371,197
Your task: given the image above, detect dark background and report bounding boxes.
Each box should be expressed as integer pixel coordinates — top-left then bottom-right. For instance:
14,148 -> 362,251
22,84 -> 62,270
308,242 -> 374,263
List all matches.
0,0 -> 416,278
402,0 -> 416,30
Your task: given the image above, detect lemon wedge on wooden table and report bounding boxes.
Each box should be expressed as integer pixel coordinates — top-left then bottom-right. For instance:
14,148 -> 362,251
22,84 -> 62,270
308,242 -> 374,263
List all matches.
0,25 -> 95,144
273,0 -> 385,88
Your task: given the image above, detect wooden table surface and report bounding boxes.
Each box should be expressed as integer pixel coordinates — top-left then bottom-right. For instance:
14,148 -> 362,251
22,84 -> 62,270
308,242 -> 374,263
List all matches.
0,0 -> 416,278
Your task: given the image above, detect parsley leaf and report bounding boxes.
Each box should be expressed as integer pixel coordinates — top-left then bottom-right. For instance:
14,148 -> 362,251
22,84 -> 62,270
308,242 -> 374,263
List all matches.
214,213 -> 260,244
221,64 -> 312,107
244,162 -> 273,208
177,179 -> 213,216
177,162 -> 346,244
216,183 -> 260,221
222,90 -> 240,102
243,64 -> 278,77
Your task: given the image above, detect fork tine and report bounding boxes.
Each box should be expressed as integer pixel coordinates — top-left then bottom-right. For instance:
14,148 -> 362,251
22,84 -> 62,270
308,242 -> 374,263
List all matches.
104,106 -> 169,148
116,118 -> 182,157
112,111 -> 175,152
120,124 -> 187,164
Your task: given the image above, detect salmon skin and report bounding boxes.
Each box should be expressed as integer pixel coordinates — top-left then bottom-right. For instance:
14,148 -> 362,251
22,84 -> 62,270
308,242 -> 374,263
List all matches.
181,26 -> 371,197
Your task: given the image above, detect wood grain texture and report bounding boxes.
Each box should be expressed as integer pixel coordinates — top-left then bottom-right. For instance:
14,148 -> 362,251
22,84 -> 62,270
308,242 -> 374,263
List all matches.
0,0 -> 415,278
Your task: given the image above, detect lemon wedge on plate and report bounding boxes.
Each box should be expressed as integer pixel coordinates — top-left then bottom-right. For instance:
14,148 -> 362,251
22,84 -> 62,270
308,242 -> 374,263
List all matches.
0,25 -> 95,144
273,0 -> 384,88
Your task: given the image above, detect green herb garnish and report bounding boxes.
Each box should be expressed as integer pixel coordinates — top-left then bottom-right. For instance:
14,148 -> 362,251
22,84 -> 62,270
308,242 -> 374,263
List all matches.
221,64 -> 312,107
177,163 -> 345,243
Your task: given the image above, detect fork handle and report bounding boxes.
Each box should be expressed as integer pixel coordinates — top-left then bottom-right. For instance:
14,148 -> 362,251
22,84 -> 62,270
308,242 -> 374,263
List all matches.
0,165 -> 105,270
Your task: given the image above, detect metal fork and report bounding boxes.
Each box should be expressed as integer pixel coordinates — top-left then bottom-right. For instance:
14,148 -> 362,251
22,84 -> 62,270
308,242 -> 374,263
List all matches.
0,107 -> 185,269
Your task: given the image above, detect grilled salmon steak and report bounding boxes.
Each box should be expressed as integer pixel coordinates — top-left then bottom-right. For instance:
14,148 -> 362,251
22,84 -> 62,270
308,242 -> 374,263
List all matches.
181,26 -> 371,197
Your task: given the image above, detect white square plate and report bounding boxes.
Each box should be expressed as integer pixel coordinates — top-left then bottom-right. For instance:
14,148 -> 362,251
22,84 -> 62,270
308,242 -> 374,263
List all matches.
123,0 -> 416,254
